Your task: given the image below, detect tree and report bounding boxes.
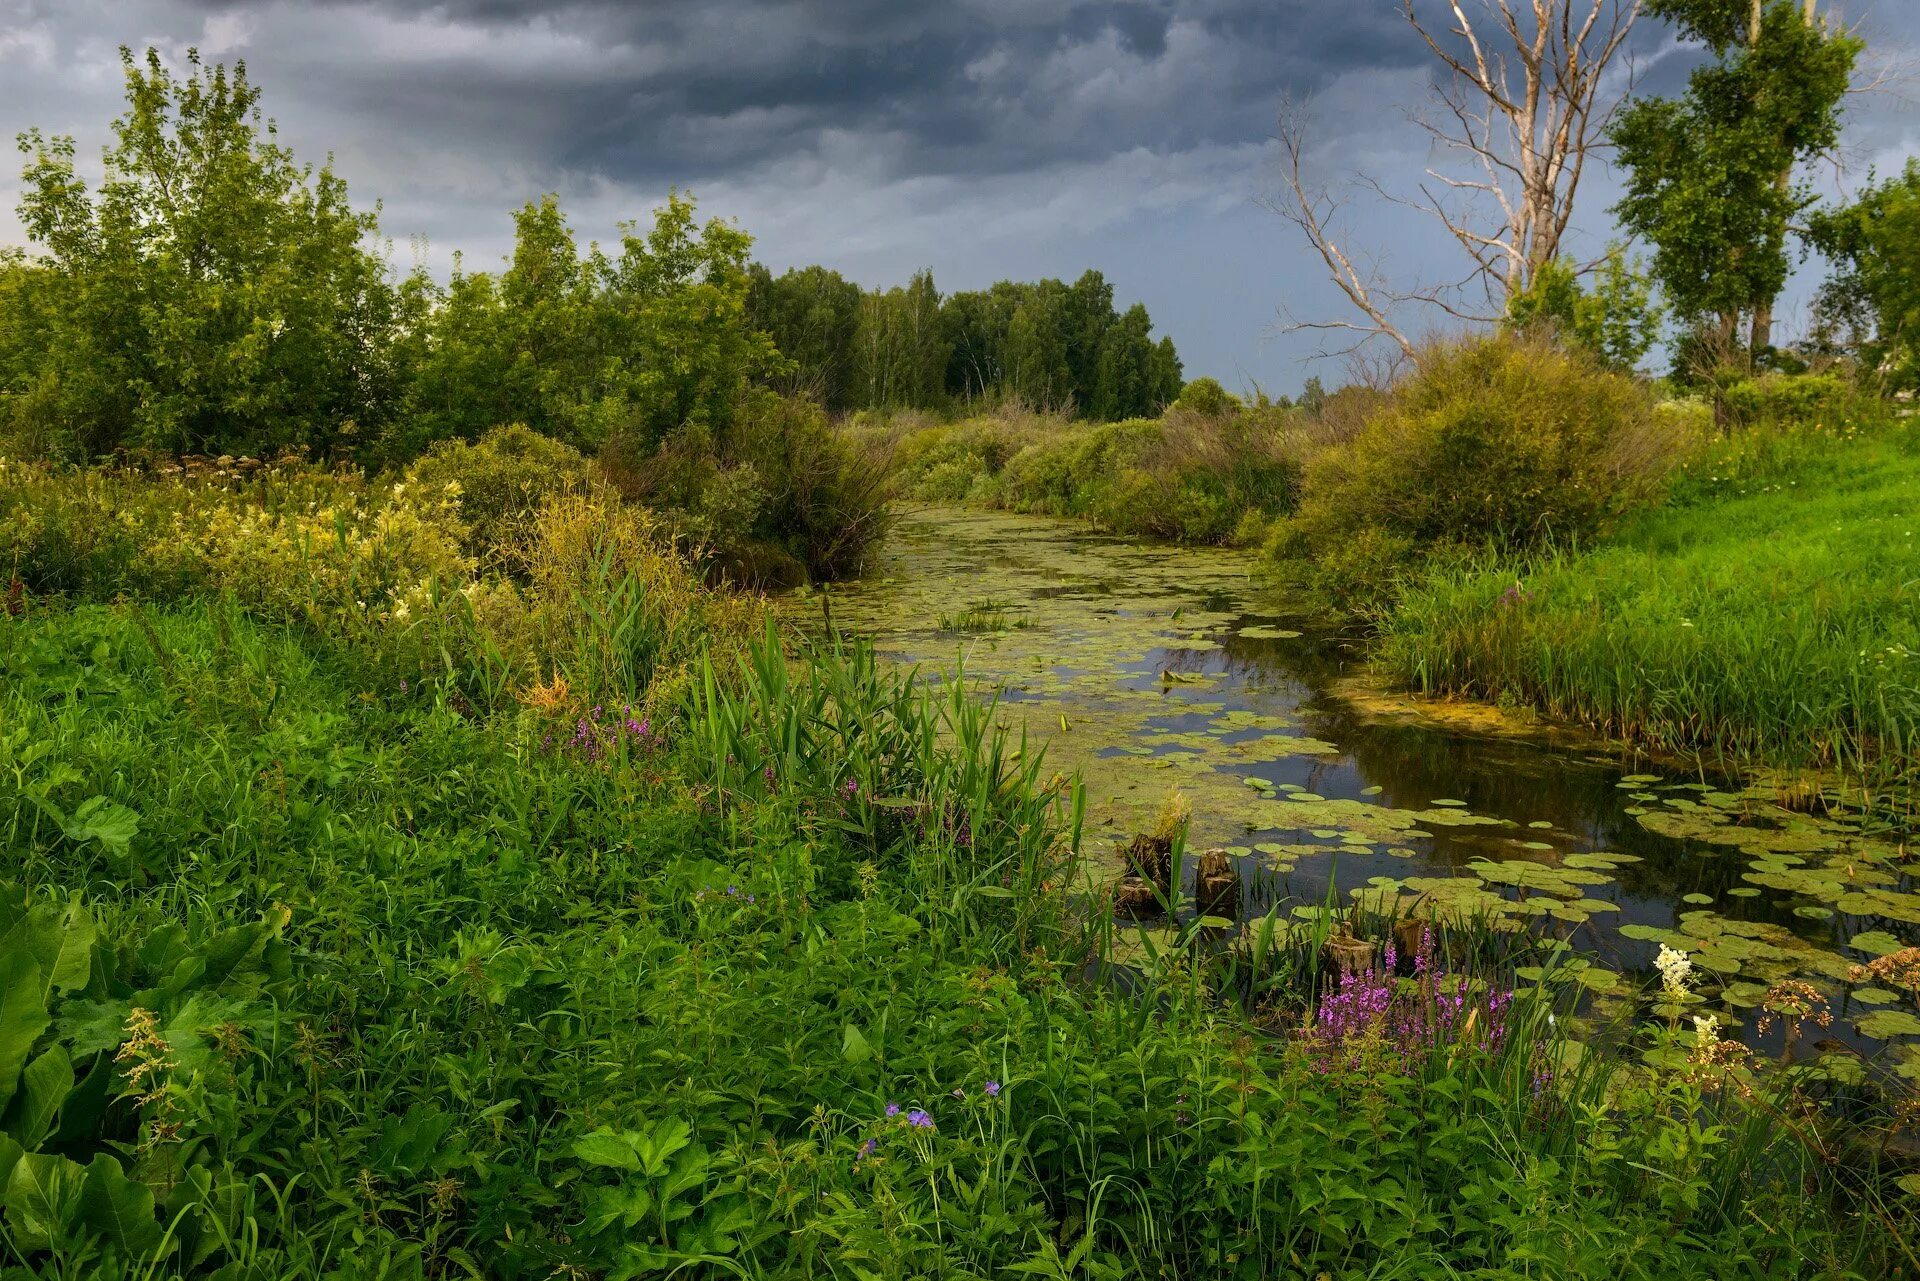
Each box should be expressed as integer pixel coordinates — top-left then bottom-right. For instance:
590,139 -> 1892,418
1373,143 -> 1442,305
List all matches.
402,191 -> 777,456
5,46 -> 405,458
1063,269 -> 1117,411
940,288 -> 1009,403
1273,1 -> 1640,361
1003,287 -> 1072,409
1807,160 -> 1920,390
1091,303 -> 1154,420
852,269 -> 950,411
1506,247 -> 1663,370
604,192 -> 780,449
746,264 -> 863,410
1611,0 -> 1860,363
1146,337 -> 1184,412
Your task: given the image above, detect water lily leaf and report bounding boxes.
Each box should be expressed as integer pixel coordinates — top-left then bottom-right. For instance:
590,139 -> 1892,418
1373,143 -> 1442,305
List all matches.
1856,1010 -> 1920,1039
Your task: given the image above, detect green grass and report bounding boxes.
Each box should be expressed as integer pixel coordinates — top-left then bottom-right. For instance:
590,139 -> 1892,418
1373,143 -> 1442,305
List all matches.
1379,419 -> 1920,795
1,450 -> 1916,1275
0,599 -> 1911,1277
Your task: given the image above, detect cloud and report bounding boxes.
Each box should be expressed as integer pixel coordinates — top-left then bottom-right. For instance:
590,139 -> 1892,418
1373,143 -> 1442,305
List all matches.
1,0 -> 1917,390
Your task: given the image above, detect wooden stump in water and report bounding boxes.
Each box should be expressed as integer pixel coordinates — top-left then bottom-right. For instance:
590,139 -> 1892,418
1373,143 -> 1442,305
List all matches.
1119,833 -> 1173,894
1194,848 -> 1240,918
1393,916 -> 1430,968
1113,875 -> 1160,920
1323,924 -> 1378,978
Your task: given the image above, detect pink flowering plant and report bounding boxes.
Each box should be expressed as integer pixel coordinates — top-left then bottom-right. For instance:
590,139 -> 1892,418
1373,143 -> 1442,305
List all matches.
1309,925 -> 1515,1076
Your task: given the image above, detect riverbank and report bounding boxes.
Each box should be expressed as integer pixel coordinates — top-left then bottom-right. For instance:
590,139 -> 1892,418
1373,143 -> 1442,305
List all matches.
1378,415 -> 1920,805
4,469 -> 1917,1273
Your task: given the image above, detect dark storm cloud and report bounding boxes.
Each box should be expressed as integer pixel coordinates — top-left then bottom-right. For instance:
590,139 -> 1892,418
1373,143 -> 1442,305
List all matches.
147,0 -> 1428,186
2,0 -> 1917,388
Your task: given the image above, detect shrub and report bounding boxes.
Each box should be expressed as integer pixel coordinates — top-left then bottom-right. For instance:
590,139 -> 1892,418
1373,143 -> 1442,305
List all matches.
604,394 -> 892,587
1269,334 -> 1671,612
1171,376 -> 1241,417
0,455 -> 474,621
1718,370 -> 1894,432
403,424 -> 588,561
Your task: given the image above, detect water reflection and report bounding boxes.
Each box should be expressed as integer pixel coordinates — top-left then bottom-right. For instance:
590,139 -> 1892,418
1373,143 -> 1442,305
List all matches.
796,507 -> 1919,1057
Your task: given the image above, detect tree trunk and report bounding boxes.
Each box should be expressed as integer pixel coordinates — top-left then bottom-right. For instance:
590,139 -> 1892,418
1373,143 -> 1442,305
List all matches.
1749,0 -> 1820,359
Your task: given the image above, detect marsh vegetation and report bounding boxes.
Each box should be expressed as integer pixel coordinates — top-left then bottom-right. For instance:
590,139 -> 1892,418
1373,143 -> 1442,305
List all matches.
3,8 -> 1920,1277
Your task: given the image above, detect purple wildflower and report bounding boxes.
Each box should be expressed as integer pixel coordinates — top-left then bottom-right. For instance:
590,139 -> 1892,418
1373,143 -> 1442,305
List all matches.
905,1109 -> 934,1129
858,1137 -> 879,1157
984,1080 -> 1001,1098
884,1102 -> 900,1118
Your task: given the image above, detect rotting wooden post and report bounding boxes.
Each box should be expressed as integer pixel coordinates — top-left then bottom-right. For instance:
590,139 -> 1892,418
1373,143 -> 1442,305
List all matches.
1324,923 -> 1377,979
1195,848 -> 1240,918
1393,917 -> 1429,968
1113,875 -> 1159,920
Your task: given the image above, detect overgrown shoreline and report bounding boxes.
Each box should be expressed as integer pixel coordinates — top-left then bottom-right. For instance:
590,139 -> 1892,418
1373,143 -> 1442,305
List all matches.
870,345 -> 1920,805
4,457 -> 1919,1275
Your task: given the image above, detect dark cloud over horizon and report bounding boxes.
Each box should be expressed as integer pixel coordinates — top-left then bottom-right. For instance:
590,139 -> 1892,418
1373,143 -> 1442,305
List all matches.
3,0 -> 1916,392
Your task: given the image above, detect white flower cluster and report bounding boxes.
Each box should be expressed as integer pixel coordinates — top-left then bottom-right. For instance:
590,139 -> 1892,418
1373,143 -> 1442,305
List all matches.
1655,943 -> 1694,996
1693,1013 -> 1718,1048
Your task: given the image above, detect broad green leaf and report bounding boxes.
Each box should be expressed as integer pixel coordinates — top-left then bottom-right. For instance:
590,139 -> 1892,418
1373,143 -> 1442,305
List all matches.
62,797 -> 140,856
79,1153 -> 164,1257
5,1045 -> 72,1149
572,1129 -> 641,1171
0,952 -> 51,1109
840,1022 -> 872,1064
6,1151 -> 85,1252
0,901 -> 95,1001
585,1183 -> 654,1233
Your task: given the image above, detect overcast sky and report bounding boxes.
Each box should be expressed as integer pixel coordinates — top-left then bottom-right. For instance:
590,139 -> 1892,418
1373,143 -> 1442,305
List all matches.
3,0 -> 1916,395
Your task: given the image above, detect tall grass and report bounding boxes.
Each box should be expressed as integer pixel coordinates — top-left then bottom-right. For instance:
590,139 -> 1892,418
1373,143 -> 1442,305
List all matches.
2,458 -> 1914,1274
1380,419 -> 1920,796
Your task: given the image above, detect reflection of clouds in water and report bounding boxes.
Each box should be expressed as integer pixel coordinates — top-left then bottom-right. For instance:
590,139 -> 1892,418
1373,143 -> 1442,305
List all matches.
794,508 -> 1920,1057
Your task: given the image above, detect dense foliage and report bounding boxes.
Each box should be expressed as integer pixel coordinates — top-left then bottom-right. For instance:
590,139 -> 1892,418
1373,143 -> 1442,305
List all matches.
4,49 -> 414,460
0,455 -> 1914,1277
749,266 -> 1183,418
1265,335 -> 1674,611
1808,160 -> 1920,393
880,384 -> 1301,546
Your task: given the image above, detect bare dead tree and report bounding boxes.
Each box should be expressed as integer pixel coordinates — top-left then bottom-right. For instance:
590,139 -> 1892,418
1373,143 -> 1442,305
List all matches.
1269,106 -> 1421,362
1404,0 -> 1640,307
1274,0 -> 1640,362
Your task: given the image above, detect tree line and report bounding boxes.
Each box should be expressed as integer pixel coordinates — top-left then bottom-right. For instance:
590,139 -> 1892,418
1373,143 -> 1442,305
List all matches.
0,47 -> 1184,466
747,264 -> 1183,419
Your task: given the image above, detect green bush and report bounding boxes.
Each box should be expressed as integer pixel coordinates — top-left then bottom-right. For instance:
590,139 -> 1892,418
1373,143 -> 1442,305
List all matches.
1269,334 -> 1672,611
1171,375 -> 1241,417
402,424 -> 588,561
890,405 -> 1301,545
606,394 -> 893,587
1719,370 -> 1894,431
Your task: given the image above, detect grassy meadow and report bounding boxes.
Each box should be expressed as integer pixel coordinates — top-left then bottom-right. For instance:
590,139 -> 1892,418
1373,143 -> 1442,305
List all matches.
1380,415 -> 1920,793
1,454 -> 1916,1277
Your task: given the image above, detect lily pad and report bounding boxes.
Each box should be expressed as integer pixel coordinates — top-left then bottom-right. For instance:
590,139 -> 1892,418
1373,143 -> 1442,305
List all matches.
1856,1010 -> 1920,1039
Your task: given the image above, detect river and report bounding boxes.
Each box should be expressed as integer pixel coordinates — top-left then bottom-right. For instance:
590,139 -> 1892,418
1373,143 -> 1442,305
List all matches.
795,506 -> 1920,1060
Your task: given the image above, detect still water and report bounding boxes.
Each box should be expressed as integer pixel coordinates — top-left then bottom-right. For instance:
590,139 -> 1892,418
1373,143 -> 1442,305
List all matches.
796,507 -> 1920,1059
